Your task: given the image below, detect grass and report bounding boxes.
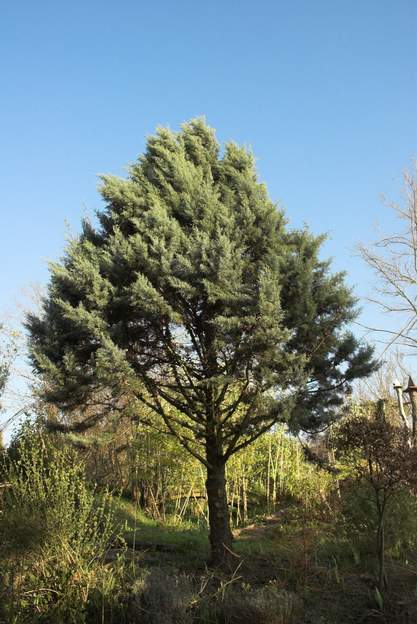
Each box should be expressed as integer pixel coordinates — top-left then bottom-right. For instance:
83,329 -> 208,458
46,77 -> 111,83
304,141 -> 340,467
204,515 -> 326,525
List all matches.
111,497 -> 209,567
3,490 -> 416,623
111,496 -> 417,624
112,498 -> 297,567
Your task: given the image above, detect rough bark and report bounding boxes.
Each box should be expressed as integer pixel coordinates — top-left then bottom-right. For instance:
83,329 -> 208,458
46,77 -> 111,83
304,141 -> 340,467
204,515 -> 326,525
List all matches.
205,445 -> 233,566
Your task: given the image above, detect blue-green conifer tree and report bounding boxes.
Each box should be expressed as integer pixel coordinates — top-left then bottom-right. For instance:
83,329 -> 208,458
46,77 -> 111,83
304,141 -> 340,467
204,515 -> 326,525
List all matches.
27,119 -> 376,564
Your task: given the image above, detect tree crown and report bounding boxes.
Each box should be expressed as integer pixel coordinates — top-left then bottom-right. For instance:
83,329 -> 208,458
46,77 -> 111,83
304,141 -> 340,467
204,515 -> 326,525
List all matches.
27,118 -> 376,461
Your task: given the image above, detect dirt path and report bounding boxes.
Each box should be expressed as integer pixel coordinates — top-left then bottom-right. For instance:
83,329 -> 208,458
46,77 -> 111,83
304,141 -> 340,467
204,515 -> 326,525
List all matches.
233,510 -> 287,541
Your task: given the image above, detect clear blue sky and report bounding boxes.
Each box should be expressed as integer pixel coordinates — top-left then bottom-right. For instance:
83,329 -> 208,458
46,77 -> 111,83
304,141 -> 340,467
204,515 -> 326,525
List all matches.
0,1 -> 416,400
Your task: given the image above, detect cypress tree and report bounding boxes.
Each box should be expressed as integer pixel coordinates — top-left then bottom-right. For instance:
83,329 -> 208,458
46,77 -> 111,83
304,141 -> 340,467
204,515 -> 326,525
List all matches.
27,118 -> 376,565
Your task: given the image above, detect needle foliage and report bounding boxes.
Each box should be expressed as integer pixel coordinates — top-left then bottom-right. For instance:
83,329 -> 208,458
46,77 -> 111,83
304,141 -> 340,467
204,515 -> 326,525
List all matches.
27,118 -> 376,562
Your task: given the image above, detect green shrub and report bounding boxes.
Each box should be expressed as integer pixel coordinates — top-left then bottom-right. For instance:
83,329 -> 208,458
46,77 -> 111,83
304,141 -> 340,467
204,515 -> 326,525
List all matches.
0,422 -> 126,623
340,480 -> 417,562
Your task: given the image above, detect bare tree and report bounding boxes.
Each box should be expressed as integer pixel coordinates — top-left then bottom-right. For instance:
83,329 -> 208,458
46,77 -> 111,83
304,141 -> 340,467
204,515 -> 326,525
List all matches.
354,351 -> 407,402
358,165 -> 417,353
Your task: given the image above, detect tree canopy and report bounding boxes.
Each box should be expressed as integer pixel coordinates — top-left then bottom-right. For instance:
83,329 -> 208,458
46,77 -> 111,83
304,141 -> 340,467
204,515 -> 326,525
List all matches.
27,118 -> 376,563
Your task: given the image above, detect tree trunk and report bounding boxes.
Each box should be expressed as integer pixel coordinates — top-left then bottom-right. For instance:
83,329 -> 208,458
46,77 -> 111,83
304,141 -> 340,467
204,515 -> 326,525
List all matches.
377,517 -> 386,591
375,491 -> 387,591
205,452 -> 233,566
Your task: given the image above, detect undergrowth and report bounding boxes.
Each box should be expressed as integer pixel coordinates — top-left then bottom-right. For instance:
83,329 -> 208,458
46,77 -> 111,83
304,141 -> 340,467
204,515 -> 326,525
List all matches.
0,424 -> 127,623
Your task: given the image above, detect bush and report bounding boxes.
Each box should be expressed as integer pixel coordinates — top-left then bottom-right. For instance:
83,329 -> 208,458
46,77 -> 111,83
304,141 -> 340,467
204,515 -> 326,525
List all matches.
0,422 -> 126,623
340,480 -> 417,562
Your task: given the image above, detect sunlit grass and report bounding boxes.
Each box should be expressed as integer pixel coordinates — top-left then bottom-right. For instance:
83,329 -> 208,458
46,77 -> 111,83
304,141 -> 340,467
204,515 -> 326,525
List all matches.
110,497 -> 209,566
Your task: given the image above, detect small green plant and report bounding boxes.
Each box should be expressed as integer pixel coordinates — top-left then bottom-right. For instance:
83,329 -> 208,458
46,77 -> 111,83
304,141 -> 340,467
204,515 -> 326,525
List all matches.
374,586 -> 384,611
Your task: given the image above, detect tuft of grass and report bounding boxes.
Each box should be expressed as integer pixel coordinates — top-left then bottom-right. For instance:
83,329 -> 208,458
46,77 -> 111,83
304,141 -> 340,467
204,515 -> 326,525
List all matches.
219,582 -> 302,624
127,568 -> 196,624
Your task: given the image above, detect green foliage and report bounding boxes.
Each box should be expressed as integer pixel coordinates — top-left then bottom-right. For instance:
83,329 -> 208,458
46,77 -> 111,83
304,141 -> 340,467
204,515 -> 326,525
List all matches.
374,586 -> 384,611
27,117 -> 375,451
339,481 -> 417,559
81,423 -> 335,527
26,117 -> 376,563
0,422 -> 126,623
333,402 -> 417,591
1,415 -> 416,622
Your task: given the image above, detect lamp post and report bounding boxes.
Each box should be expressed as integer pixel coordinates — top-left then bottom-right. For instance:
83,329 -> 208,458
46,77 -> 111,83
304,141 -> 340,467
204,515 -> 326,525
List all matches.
403,376 -> 417,445
393,376 -> 417,446
393,379 -> 408,429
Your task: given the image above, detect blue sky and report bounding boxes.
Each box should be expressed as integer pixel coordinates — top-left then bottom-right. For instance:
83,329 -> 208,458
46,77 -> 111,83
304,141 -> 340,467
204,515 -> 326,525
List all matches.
1,1 -> 416,430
